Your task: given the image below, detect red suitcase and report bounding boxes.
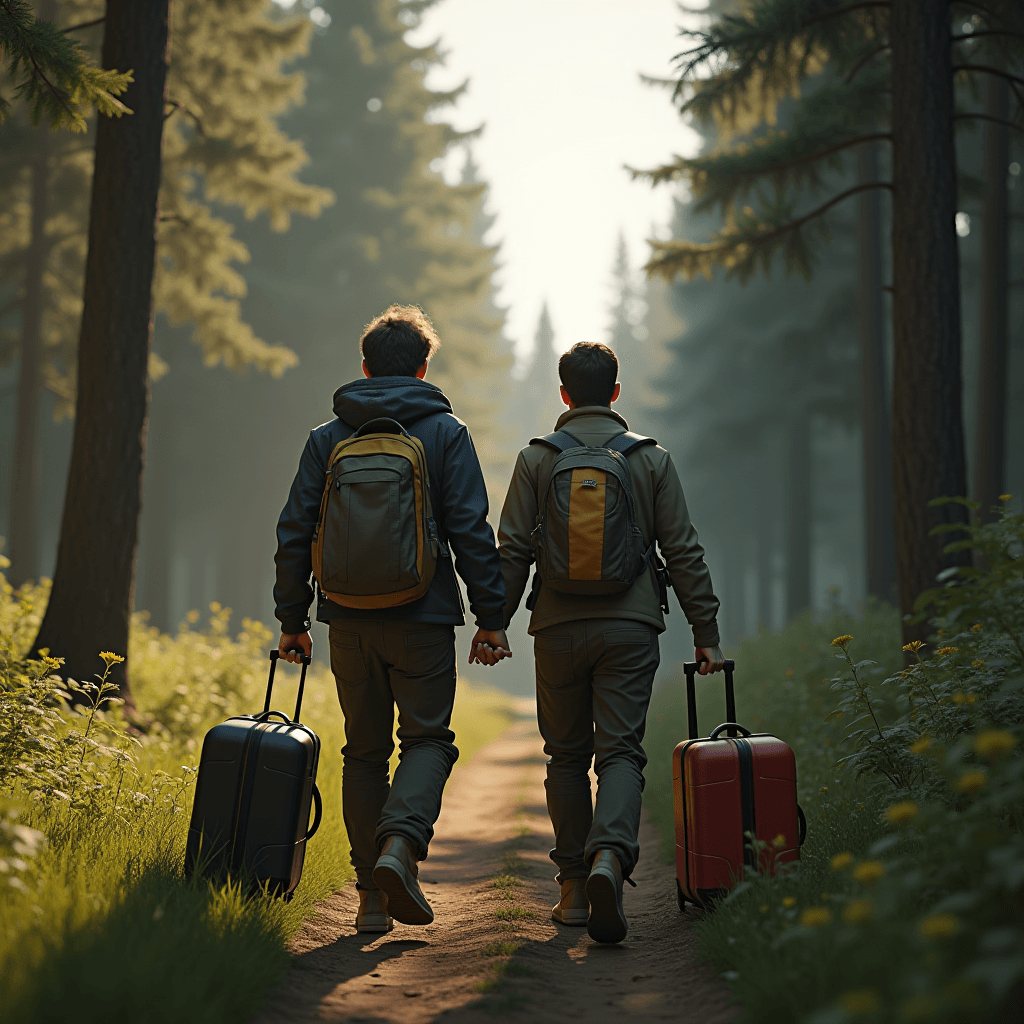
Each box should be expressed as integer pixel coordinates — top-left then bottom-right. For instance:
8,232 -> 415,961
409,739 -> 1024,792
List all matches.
673,660 -> 805,910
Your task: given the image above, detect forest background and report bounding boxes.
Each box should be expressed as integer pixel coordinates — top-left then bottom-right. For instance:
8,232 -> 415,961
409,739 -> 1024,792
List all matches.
0,0 -> 1021,694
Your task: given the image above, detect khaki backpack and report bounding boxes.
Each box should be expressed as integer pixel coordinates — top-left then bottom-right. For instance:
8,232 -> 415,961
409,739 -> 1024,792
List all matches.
527,429 -> 670,609
312,417 -> 439,609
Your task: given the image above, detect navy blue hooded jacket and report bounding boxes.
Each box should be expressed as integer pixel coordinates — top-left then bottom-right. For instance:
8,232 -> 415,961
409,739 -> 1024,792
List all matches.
273,376 -> 505,634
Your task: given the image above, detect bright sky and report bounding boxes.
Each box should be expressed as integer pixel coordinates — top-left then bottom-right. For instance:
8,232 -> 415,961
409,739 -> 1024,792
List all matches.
407,0 -> 704,368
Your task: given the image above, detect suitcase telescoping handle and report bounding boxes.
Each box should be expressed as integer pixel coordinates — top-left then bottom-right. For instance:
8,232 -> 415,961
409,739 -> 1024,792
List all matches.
682,659 -> 737,740
266,649 -> 311,722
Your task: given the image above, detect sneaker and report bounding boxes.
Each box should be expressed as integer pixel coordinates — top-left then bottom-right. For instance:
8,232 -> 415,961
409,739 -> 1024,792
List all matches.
586,850 -> 627,943
551,878 -> 589,925
371,835 -> 434,925
355,887 -> 393,933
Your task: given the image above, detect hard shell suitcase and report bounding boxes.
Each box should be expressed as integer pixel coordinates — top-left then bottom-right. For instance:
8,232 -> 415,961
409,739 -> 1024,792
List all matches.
673,660 -> 805,910
184,650 -> 323,897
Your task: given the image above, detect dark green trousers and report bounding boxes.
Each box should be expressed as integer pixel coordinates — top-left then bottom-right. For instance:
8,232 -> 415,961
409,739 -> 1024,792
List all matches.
534,618 -> 660,881
328,621 -> 459,888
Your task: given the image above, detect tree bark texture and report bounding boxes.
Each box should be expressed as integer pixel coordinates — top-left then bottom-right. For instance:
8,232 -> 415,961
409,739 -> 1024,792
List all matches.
856,140 -> 897,604
974,76 -> 1010,522
8,131 -> 50,588
784,414 -> 812,621
33,0 -> 170,698
889,0 -> 970,645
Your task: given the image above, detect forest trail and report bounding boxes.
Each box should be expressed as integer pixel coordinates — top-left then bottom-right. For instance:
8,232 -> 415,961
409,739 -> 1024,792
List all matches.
253,706 -> 738,1024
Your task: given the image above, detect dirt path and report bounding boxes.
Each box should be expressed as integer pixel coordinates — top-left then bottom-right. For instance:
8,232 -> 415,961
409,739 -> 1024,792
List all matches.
254,706 -> 738,1024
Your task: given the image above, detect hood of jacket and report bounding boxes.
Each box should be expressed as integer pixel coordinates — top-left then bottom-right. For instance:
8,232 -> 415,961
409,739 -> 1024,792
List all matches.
332,376 -> 453,430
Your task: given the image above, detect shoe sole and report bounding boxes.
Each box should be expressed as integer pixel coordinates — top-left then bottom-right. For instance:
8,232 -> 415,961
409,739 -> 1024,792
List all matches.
356,914 -> 394,933
552,908 -> 589,926
586,870 -> 627,943
372,857 -> 434,925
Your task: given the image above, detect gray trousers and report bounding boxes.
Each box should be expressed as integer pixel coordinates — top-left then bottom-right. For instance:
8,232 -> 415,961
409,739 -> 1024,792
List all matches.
533,618 -> 660,881
328,621 -> 459,888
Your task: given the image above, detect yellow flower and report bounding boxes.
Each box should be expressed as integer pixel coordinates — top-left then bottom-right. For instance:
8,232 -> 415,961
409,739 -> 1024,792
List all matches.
209,601 -> 222,613
820,786 -> 829,794
843,899 -> 873,924
185,610 -> 200,624
841,989 -> 880,1014
903,640 -> 924,653
830,852 -> 853,870
831,635 -> 853,649
937,646 -> 958,656
967,693 -> 976,704
99,651 -> 125,667
852,861 -> 885,883
974,730 -> 1017,759
772,834 -> 787,849
953,692 -> 967,706
785,668 -> 794,677
957,770 -> 986,793
910,736 -> 932,754
759,904 -> 768,913
782,896 -> 796,908
919,913 -> 958,939
970,623 -> 982,632
886,801 -> 918,825
971,659 -> 985,669
800,907 -> 832,927
998,494 -> 1011,501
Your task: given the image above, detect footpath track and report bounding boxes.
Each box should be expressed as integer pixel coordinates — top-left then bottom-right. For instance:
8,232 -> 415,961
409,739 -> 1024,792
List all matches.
253,708 -> 738,1024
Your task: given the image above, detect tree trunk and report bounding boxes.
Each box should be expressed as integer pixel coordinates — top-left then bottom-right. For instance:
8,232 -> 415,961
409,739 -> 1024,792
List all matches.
856,140 -> 897,604
8,130 -> 50,588
784,413 -> 812,621
33,0 -> 170,700
973,76 -> 1010,522
889,0 -> 970,647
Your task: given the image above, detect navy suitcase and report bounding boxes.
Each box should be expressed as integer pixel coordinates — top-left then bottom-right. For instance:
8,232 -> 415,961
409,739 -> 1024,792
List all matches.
184,650 -> 323,897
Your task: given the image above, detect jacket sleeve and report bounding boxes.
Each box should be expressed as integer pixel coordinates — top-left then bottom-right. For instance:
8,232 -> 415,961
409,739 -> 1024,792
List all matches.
653,451 -> 721,648
497,450 -> 537,629
273,430 -> 327,635
439,426 -> 506,631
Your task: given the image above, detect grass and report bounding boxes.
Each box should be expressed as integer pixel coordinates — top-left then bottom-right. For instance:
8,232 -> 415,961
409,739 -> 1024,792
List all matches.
642,508 -> 1024,1024
0,582 -> 513,1023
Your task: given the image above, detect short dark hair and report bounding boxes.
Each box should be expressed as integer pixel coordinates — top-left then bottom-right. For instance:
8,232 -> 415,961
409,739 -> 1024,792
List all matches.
360,305 -> 441,376
558,342 -> 618,407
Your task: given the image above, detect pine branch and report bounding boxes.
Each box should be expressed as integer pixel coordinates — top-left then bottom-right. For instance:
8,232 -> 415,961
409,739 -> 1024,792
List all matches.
61,17 -> 104,34
845,44 -> 890,82
955,112 -> 1024,133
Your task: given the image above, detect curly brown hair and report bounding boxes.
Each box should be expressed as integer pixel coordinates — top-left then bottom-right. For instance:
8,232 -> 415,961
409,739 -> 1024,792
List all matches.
360,305 -> 441,377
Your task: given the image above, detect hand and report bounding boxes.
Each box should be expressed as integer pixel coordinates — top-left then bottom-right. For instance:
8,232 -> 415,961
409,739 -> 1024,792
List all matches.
695,645 -> 725,674
279,631 -> 313,664
469,628 -> 511,666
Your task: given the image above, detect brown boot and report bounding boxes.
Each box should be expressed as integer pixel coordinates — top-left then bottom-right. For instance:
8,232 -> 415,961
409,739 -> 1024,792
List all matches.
355,887 -> 393,934
551,878 -> 589,925
371,835 -> 434,925
586,850 -> 627,943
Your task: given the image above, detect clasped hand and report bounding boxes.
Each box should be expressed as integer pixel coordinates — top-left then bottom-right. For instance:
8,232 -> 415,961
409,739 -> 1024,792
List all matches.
468,628 -> 511,667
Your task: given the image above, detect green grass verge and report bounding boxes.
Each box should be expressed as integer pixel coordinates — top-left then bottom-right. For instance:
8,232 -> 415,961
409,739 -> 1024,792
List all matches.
0,587 -> 513,1023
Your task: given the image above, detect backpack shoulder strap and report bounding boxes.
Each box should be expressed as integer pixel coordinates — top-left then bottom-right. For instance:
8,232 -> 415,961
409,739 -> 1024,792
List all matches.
529,430 -> 581,454
605,431 -> 657,457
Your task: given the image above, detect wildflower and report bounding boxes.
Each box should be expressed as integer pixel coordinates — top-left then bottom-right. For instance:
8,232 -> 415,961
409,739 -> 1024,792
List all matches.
772,834 -> 787,849
967,693 -> 976,704
998,494 -> 1011,501
99,652 -> 125,667
972,659 -> 985,669
782,896 -> 796,908
937,646 -> 958,657
785,668 -> 794,678
800,907 -> 831,927
209,601 -> 222,613
831,635 -> 853,649
830,852 -> 853,870
910,736 -> 932,754
843,899 -> 873,924
185,610 -> 200,624
919,913 -> 958,939
886,801 -> 918,825
953,692 -> 967,706
857,803 -> 865,810
841,989 -> 880,1014
903,640 -> 923,653
759,904 -> 768,913
970,623 -> 982,632
974,730 -> 1017,759
852,861 -> 885,883
957,770 -> 986,793
820,786 -> 829,794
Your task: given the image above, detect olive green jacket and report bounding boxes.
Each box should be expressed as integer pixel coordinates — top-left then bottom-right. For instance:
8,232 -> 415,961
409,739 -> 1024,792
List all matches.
497,406 -> 721,646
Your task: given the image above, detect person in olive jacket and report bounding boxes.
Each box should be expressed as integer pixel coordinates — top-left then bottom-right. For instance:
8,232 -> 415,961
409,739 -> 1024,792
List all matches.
498,341 -> 724,944
275,305 -> 509,934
